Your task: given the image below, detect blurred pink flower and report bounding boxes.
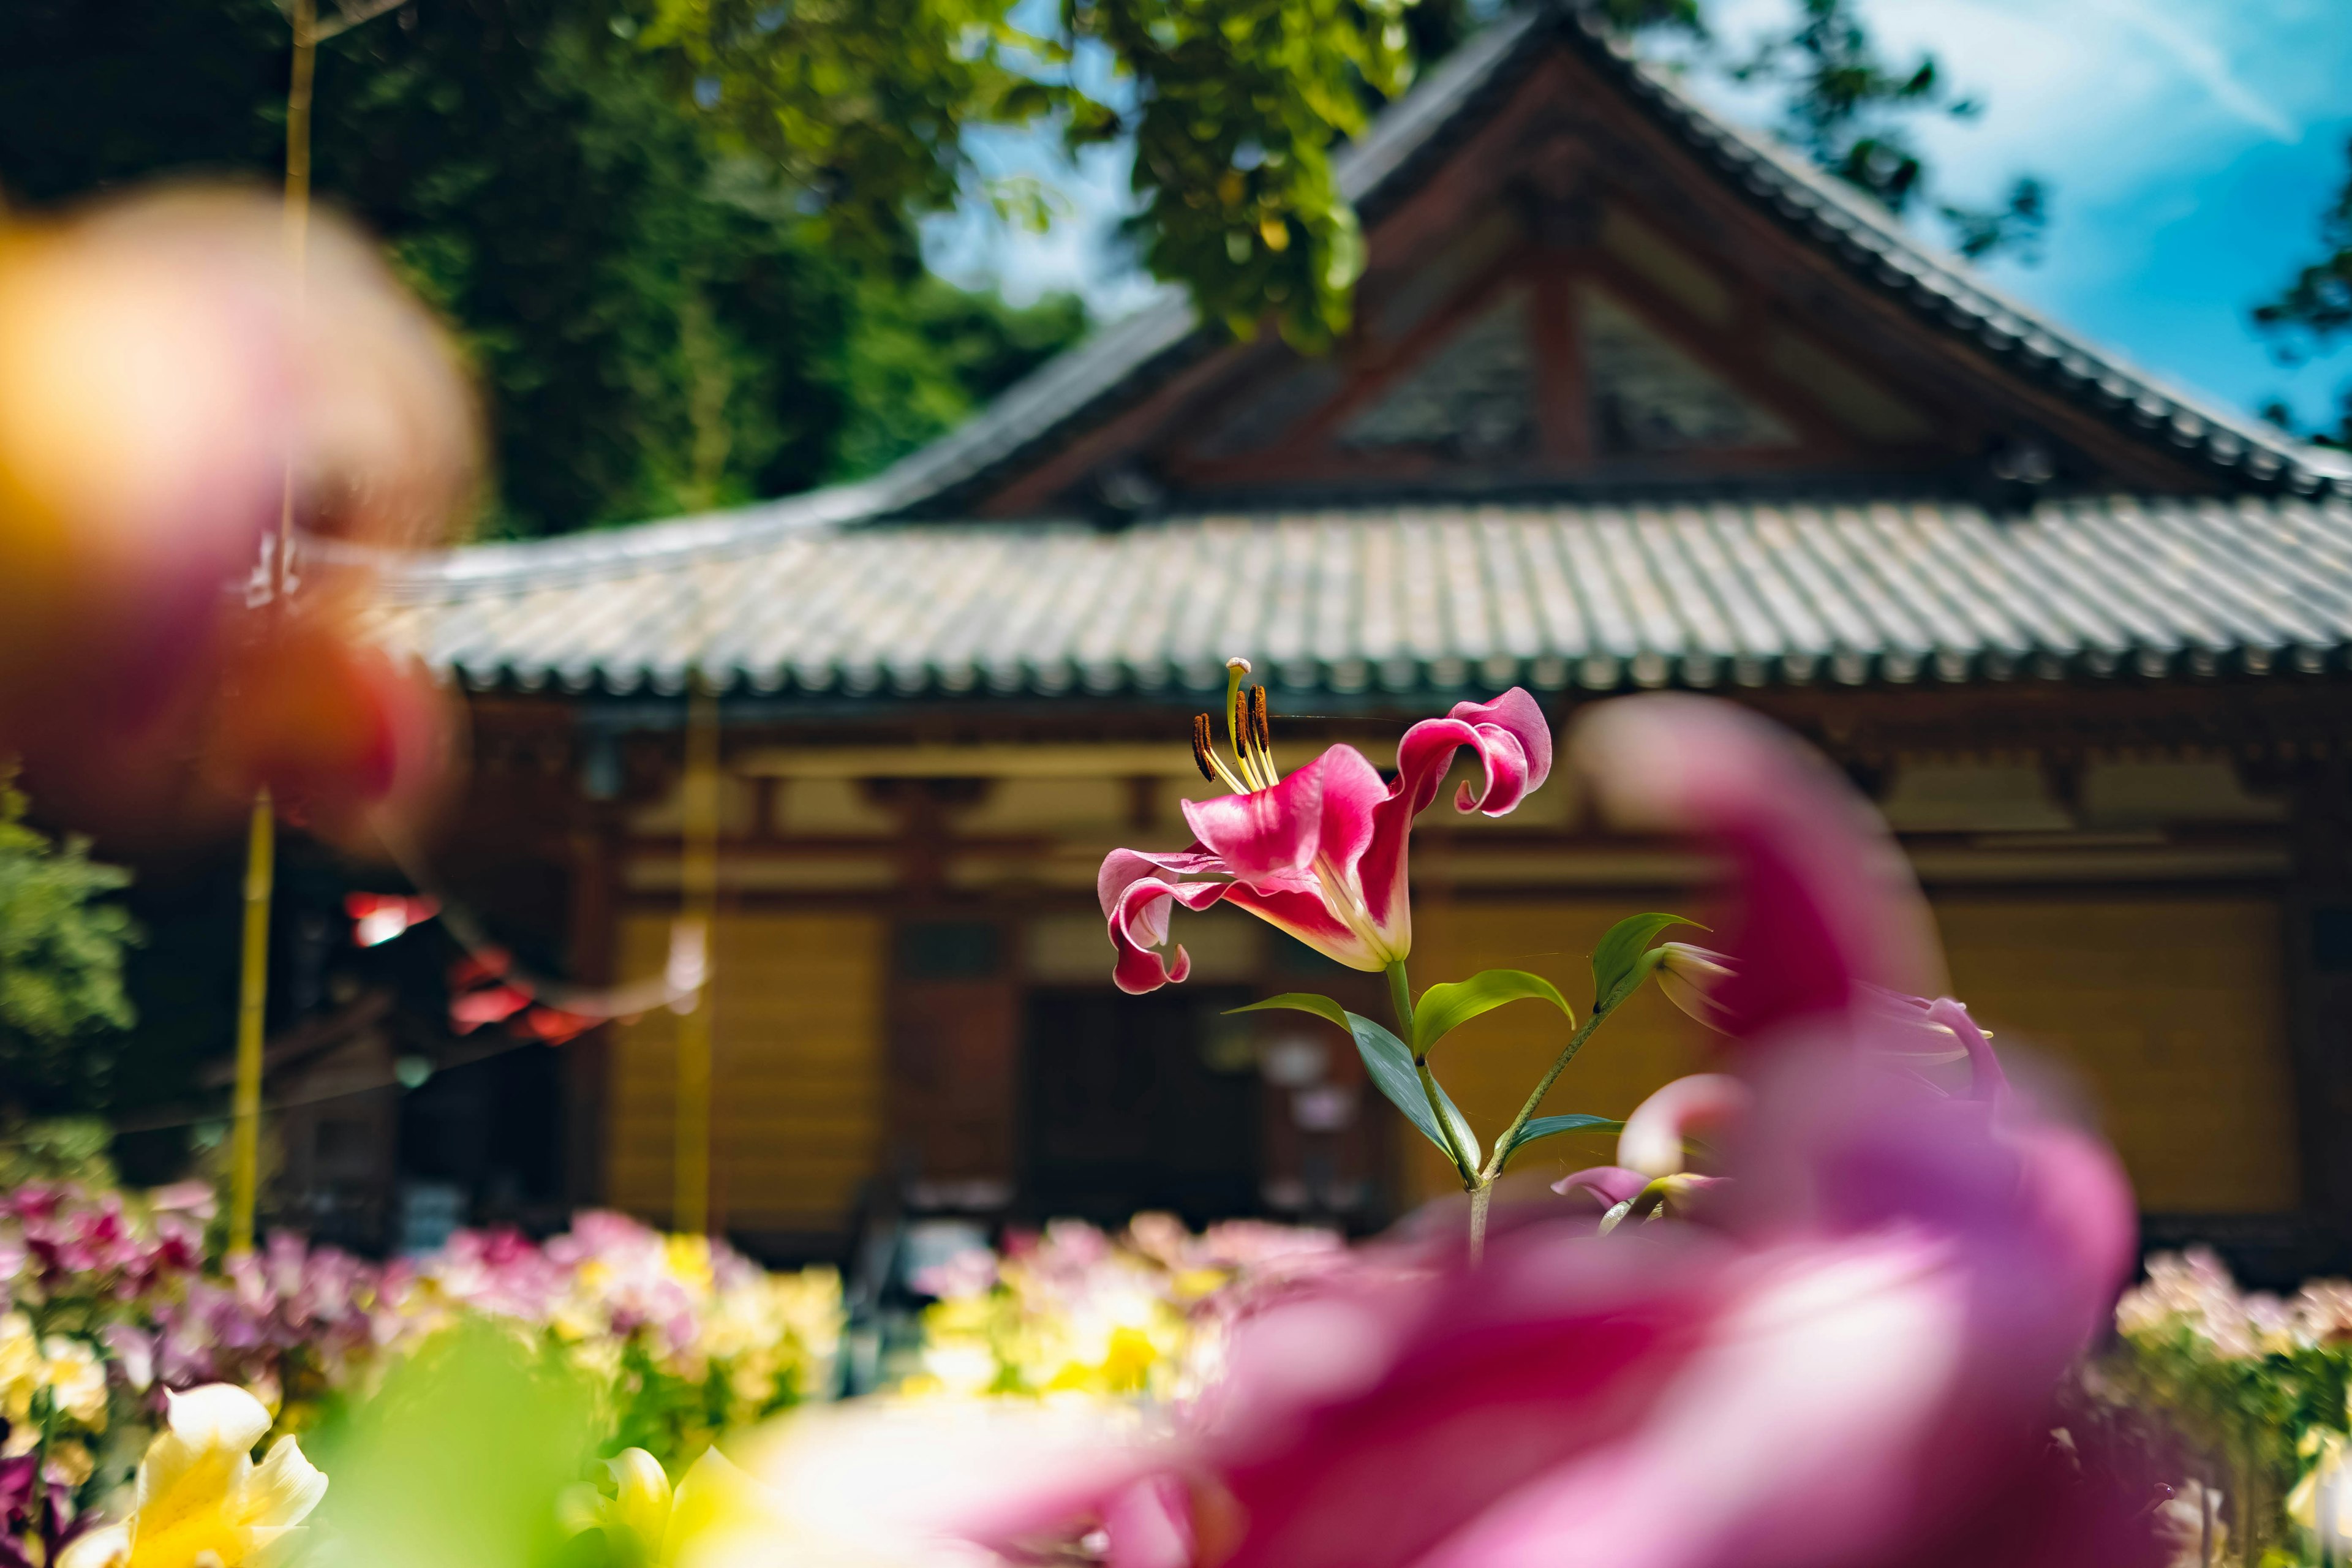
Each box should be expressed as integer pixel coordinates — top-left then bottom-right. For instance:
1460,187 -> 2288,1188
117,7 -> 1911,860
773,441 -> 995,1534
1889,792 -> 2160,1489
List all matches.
1099,688 -> 1551,992
0,187 -> 476,843
981,696 -> 2157,1568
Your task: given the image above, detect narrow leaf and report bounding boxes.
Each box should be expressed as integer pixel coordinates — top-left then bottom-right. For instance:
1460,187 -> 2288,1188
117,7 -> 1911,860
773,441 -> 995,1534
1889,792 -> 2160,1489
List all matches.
1230,992 -> 1351,1033
1590,913 -> 1703,1011
1344,1012 -> 1479,1175
1411,968 -> 1575,1056
1498,1114 -> 1624,1169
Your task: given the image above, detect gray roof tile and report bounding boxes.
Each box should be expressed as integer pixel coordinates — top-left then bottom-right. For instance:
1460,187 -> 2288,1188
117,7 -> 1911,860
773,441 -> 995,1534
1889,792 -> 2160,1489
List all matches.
372,497 -> 2352,699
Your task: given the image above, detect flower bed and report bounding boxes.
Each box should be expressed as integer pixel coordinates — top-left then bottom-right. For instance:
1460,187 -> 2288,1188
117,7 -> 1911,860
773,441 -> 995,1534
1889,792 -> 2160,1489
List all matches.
0,1182 -> 840,1558
2104,1248 -> 2352,1563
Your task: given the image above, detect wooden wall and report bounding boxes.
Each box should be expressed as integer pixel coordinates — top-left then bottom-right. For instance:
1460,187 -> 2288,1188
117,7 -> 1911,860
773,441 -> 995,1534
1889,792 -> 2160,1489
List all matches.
1938,894 -> 2297,1214
1403,894 -> 2301,1214
605,911 -> 886,1236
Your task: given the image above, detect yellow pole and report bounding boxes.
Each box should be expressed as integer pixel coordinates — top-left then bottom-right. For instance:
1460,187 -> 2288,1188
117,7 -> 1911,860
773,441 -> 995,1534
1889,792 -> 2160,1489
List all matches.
229,0 -> 314,1257
673,675 -> 720,1234
228,789 -> 274,1254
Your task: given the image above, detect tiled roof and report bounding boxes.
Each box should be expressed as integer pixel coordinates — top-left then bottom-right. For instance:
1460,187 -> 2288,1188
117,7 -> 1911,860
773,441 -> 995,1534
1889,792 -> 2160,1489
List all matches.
385,4 -> 2347,604
380,496 -> 2352,699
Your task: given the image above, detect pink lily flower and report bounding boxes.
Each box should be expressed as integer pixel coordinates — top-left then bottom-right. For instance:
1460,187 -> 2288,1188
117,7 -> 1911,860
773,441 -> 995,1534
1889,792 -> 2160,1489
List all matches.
1098,666 -> 1551,993
977,696 -> 2157,1568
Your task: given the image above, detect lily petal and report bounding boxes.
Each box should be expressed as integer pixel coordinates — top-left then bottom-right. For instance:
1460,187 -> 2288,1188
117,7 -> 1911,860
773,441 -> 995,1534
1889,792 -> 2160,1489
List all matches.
1359,689 -> 1556,960
1105,873 -> 1232,995
1180,745 -> 1383,884
247,1438 -> 328,1531
1616,1074 -> 1749,1179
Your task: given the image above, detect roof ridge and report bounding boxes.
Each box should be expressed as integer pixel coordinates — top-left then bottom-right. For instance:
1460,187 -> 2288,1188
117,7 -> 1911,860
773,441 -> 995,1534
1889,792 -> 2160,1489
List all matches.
1578,8 -> 2346,491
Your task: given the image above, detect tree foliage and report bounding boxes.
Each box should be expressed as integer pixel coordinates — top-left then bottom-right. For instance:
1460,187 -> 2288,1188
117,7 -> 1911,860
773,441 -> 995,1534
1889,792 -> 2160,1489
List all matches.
1729,0 -> 2046,263
2254,137 -> 2352,447
0,0 -> 1088,537
0,0 -> 2041,535
0,774 -> 137,1114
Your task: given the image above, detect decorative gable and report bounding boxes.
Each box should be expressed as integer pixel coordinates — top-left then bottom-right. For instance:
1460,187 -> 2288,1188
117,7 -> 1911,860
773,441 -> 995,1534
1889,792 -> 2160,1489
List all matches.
956,9 -> 2315,521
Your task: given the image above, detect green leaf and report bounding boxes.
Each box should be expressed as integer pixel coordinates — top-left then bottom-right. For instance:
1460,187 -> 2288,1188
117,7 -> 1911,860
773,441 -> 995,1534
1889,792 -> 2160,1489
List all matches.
1231,993 -> 1479,1177
1591,913 -> 1704,1012
1345,1012 -> 1479,1177
1230,992 -> 1351,1033
1497,1114 -> 1624,1169
1411,968 -> 1575,1055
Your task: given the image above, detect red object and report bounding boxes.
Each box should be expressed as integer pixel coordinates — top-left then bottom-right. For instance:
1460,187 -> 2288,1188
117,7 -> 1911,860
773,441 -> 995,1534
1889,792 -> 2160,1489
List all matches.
346,892 -> 440,946
449,984 -> 530,1033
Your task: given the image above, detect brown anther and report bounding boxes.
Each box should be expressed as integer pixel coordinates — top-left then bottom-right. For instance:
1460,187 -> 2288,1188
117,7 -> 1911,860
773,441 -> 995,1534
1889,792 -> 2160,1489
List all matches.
1191,714 -> 1218,782
1249,684 -> 1271,756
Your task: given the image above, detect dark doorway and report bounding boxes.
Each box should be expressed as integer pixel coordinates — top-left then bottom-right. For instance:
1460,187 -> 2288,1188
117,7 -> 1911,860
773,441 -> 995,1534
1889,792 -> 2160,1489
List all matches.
1021,986 -> 1261,1225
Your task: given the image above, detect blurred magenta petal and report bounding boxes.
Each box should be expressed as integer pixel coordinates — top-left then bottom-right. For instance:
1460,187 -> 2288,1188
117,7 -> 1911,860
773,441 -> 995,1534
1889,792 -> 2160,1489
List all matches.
997,696 -> 2154,1568
1616,1072 -> 1749,1177
1567,696 -> 1939,1042
0,186 -> 477,840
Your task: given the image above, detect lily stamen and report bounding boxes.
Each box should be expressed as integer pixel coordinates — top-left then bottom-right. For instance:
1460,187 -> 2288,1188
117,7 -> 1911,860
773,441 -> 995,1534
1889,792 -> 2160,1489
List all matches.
1249,684 -> 1275,780
1193,712 -> 1250,794
1223,657 -> 1271,790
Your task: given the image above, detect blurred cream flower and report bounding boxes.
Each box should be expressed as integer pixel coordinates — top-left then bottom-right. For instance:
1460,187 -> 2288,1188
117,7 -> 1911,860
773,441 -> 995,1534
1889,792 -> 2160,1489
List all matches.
58,1384 -> 326,1568
42,1335 -> 110,1428
2290,1409 -> 2352,1557
1652,943 -> 1737,1031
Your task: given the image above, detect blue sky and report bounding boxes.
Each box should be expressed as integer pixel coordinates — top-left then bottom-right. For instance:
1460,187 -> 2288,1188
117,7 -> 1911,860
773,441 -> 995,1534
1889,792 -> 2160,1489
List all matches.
922,0 -> 2352,434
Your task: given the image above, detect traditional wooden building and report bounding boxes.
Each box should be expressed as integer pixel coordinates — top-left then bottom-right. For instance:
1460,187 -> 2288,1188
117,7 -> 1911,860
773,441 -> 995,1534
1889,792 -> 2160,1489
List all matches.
379,2 -> 2352,1274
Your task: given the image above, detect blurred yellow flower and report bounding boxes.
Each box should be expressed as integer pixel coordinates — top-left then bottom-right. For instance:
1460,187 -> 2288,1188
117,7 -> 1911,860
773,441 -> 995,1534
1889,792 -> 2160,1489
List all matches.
58,1384 -> 326,1568
573,1446 -> 782,1568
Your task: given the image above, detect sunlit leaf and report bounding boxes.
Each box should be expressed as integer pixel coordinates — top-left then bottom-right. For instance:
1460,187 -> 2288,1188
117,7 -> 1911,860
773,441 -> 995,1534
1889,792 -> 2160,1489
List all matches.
1591,913 -> 1703,1012
1411,968 -> 1574,1055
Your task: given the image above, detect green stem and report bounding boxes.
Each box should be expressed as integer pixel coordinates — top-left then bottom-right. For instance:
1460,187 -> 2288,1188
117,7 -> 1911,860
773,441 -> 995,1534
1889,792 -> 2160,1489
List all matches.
1468,1182 -> 1490,1265
1480,1004 -> 1609,1183
1387,960 -> 1476,1188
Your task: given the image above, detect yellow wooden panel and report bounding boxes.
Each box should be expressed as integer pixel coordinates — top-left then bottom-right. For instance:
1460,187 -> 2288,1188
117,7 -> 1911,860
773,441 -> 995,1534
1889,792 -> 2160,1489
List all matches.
1405,902 -> 1711,1204
1935,895 -> 2297,1215
606,911 -> 886,1232
1409,894 -> 2299,1217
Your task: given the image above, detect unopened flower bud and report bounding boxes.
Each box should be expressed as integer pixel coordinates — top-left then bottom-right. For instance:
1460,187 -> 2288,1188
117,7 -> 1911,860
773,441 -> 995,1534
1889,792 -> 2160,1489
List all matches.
1653,943 -> 1736,1032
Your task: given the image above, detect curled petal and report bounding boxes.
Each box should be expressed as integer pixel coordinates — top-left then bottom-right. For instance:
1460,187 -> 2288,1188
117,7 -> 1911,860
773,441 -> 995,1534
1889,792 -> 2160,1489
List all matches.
1926,997 -> 2010,1106
1359,688 -> 1555,959
1398,688 -> 1553,821
1106,873 -> 1231,995
1551,1167 -> 1650,1209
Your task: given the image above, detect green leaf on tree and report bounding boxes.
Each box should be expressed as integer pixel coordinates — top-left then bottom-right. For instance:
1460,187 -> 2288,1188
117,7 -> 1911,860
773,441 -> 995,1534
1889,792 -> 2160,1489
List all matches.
1590,913 -> 1703,1012
1411,968 -> 1574,1055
